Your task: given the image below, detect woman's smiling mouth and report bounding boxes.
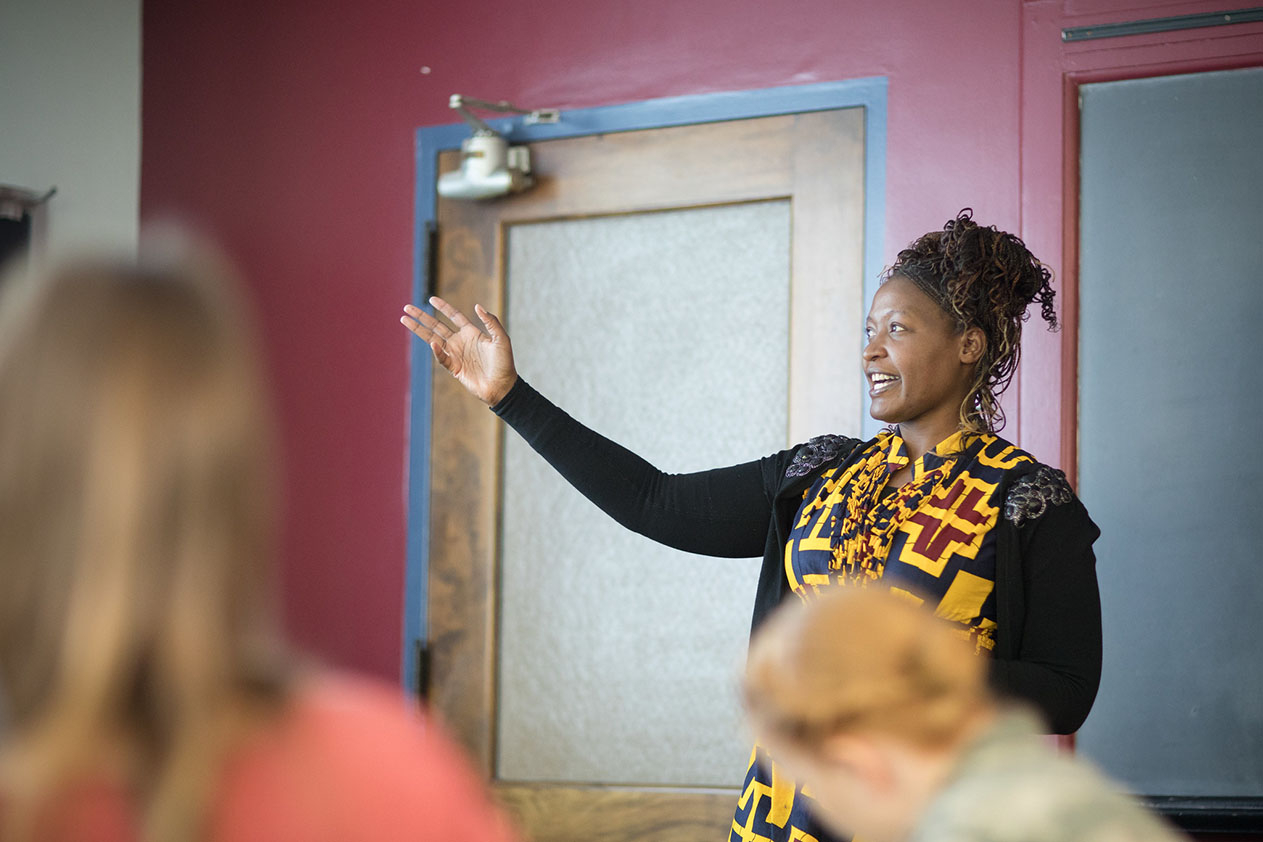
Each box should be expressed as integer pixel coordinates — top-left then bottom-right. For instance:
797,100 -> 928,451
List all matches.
868,371 -> 900,395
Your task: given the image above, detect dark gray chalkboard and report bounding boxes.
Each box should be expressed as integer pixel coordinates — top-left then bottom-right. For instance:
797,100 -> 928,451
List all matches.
1077,66 -> 1263,812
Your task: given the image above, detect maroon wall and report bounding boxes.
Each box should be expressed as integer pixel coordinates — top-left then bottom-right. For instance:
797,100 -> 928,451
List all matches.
141,0 -> 1031,680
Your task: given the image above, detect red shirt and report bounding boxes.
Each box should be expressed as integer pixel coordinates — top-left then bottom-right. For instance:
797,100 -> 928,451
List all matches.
34,674 -> 520,842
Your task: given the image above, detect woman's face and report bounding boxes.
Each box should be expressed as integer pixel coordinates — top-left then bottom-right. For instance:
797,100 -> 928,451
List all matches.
863,275 -> 981,429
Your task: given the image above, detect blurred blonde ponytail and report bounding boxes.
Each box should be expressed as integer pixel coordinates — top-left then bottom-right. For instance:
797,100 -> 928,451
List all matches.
0,237 -> 291,842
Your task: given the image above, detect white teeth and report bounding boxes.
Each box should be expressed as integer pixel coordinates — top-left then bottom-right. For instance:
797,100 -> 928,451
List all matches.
869,373 -> 899,394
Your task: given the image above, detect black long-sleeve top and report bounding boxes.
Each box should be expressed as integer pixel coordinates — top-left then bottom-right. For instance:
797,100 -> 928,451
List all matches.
491,378 -> 1103,734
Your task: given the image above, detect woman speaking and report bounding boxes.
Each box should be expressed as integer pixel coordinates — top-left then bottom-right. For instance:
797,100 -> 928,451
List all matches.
402,210 -> 1101,842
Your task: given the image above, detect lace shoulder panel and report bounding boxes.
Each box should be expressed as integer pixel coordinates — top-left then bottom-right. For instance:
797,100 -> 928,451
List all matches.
785,434 -> 862,478
1004,464 -> 1075,527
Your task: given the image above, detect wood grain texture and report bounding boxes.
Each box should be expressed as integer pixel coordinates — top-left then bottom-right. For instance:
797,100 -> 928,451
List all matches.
430,158 -> 505,770
787,108 -> 865,443
492,115 -> 797,222
495,784 -> 739,842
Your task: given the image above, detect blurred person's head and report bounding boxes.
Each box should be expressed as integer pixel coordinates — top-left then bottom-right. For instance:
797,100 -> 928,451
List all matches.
742,589 -> 1001,842
0,234 -> 289,841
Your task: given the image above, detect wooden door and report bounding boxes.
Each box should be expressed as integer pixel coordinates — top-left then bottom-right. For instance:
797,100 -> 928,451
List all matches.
428,110 -> 865,841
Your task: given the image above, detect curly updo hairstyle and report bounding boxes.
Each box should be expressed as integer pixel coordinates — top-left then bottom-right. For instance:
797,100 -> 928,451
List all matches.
882,209 -> 1058,434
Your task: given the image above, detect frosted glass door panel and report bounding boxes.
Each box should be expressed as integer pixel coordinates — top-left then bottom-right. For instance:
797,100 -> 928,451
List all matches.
497,202 -> 790,785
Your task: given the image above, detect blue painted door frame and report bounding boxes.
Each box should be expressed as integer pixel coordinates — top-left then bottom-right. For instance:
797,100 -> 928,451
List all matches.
404,78 -> 888,688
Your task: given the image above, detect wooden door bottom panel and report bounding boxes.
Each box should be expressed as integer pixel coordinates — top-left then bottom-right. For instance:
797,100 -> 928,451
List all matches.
495,783 -> 739,842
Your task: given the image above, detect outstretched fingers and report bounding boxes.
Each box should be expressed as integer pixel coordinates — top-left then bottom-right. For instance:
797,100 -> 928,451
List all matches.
401,304 -> 456,342
400,317 -> 435,343
428,296 -> 476,331
474,304 -> 508,341
428,338 -> 452,368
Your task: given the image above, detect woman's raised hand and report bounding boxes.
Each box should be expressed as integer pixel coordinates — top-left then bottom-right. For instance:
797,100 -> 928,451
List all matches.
401,297 -> 518,406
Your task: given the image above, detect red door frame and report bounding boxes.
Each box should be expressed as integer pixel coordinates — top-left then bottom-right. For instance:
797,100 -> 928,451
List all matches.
1017,2 -> 1263,818
1017,0 -> 1263,486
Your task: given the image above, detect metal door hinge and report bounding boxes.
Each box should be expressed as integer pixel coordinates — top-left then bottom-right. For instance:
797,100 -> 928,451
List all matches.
413,638 -> 431,701
423,221 -> 439,300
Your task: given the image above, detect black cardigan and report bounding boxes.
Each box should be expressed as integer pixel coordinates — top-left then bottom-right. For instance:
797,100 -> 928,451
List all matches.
492,378 -> 1102,734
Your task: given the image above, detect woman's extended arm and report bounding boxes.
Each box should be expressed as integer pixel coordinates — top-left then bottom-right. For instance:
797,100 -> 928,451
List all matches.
492,378 -> 774,557
402,298 -> 778,559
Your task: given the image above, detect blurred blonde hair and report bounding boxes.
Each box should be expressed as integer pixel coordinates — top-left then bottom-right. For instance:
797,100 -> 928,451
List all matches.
743,589 -> 991,751
0,236 -> 290,841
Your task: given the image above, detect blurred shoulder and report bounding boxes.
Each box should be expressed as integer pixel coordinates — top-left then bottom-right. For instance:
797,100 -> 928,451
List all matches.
281,672 -> 474,776
918,714 -> 1183,842
216,672 -> 519,842
936,765 -> 1185,842
288,672 -> 421,733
